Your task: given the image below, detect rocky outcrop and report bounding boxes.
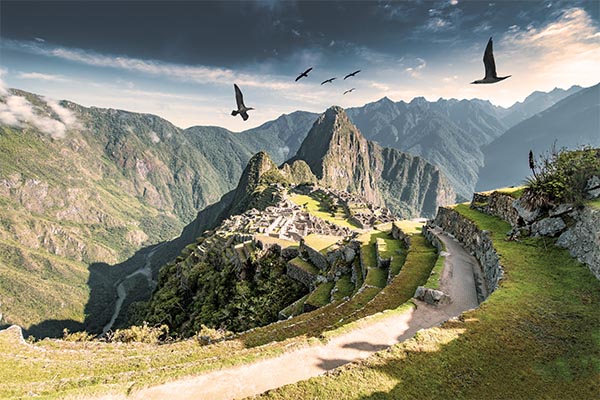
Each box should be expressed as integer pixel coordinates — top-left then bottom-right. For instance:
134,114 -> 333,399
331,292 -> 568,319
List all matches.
469,188 -> 600,280
287,106 -> 456,218
433,207 -> 503,295
414,286 -> 451,306
556,206 -> 600,279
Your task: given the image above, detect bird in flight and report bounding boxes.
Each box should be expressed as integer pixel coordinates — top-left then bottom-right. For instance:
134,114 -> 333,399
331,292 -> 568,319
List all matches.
343,88 -> 355,95
344,70 -> 361,80
231,84 -> 254,121
321,77 -> 337,85
471,37 -> 511,84
295,67 -> 313,82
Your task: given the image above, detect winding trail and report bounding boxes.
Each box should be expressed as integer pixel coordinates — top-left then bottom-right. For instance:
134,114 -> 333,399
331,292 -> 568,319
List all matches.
102,244 -> 164,335
125,228 -> 482,400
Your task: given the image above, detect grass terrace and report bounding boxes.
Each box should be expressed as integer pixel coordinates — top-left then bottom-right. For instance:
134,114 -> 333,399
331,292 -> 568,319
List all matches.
261,205 -> 600,399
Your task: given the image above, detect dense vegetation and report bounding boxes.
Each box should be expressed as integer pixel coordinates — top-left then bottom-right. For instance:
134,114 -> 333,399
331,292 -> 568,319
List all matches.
524,147 -> 600,208
143,249 -> 307,336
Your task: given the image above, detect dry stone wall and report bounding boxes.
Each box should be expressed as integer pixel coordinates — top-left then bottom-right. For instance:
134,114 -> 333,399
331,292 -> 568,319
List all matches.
433,207 -> 503,295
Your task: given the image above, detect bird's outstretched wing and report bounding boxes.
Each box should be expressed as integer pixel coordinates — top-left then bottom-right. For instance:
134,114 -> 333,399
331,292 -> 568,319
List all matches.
483,37 -> 497,79
344,70 -> 361,79
304,67 -> 313,75
240,111 -> 249,121
234,84 -> 245,108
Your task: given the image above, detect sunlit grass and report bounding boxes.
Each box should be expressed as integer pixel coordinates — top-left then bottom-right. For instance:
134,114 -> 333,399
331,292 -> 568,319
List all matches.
289,193 -> 360,229
261,206 -> 600,399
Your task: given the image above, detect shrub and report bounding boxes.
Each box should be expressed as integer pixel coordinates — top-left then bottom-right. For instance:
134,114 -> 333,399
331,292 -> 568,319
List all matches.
109,322 -> 169,344
523,147 -> 600,208
196,325 -> 233,346
62,328 -> 96,342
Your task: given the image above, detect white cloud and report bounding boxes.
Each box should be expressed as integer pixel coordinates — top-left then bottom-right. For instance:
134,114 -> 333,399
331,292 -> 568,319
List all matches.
499,7 -> 600,94
405,58 -> 427,78
0,92 -> 80,139
6,40 -> 299,92
17,72 -> 69,82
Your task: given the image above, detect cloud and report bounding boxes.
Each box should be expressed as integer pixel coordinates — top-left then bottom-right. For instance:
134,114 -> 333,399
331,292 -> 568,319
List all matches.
17,72 -> 69,82
0,90 -> 80,139
4,40 -> 299,92
501,7 -> 600,88
405,58 -> 427,78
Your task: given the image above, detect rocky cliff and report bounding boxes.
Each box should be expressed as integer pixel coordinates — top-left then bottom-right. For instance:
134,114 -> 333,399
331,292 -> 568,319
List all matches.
288,106 -> 455,218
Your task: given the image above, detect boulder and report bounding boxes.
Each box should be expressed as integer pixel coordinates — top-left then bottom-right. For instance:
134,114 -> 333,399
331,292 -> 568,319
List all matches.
531,217 -> 567,237
414,286 -> 451,306
513,198 -> 542,224
585,175 -> 600,199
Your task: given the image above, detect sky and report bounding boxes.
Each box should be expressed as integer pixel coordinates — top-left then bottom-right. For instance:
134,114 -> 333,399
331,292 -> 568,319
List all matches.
1,0 -> 599,131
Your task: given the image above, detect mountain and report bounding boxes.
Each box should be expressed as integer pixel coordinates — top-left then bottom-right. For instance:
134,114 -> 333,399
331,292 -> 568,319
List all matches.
0,89 -> 317,335
500,85 -> 583,128
287,106 -> 455,217
343,97 -> 506,200
477,83 -> 600,191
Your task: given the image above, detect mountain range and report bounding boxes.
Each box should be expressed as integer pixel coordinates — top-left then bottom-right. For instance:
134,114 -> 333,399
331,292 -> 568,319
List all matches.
0,83 -> 597,336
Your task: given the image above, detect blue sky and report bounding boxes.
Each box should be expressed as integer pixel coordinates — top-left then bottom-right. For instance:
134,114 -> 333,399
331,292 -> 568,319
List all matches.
1,0 -> 599,131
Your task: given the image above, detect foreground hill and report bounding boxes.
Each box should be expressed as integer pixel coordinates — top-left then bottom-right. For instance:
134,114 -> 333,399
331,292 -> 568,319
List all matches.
477,83 -> 600,191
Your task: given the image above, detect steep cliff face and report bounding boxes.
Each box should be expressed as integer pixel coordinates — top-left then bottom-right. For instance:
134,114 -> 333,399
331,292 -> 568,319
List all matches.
288,106 -> 455,218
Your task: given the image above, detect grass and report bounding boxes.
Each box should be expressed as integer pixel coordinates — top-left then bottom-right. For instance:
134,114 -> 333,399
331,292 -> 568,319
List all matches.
392,220 -> 423,234
587,198 -> 600,209
303,234 -> 340,252
261,206 -> 600,399
332,275 -> 355,301
481,186 -> 526,198
423,239 -> 447,290
364,267 -> 388,288
289,193 -> 360,229
305,281 -> 335,308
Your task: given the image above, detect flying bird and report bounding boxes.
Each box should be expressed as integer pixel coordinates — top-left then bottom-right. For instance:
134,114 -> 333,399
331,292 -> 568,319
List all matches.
231,84 -> 254,121
344,70 -> 361,80
471,37 -> 511,84
343,88 -> 355,95
321,77 -> 337,85
295,67 -> 313,82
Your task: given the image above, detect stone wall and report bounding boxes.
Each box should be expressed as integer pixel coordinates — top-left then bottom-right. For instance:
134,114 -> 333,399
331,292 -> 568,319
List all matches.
391,222 -> 411,246
557,206 -> 600,279
422,224 -> 443,251
286,261 -> 317,288
375,238 -> 391,269
433,207 -> 503,295
470,192 -> 520,226
299,241 -> 329,271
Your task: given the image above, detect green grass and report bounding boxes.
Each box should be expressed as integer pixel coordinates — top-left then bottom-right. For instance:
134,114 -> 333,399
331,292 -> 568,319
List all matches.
587,198 -> 600,209
364,267 -> 387,288
261,206 -> 600,400
289,193 -> 360,229
423,239 -> 446,290
332,275 -> 355,301
305,281 -> 335,308
303,234 -> 341,252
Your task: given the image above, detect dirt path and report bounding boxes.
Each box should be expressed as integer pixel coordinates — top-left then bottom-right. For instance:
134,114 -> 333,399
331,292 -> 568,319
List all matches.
125,229 -> 481,400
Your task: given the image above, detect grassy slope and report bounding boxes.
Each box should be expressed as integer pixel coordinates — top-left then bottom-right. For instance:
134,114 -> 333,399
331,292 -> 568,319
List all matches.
261,205 -> 600,399
0,126 -> 181,331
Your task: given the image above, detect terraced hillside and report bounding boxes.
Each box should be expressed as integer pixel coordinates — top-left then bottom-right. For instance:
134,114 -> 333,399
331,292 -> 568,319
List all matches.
0,195 -> 439,399
261,195 -> 600,399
